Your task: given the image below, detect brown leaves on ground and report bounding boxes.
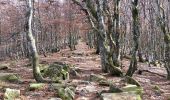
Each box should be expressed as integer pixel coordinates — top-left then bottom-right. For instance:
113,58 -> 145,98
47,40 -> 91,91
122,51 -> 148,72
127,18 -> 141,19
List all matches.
0,40 -> 170,100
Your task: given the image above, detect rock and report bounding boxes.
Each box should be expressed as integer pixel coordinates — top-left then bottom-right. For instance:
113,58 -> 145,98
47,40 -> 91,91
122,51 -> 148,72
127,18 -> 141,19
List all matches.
49,97 -> 62,100
44,62 -> 70,81
4,88 -> 20,100
109,84 -> 123,93
89,74 -> 106,82
76,85 -> 98,96
57,87 -> 75,100
100,92 -> 141,100
39,64 -> 49,74
70,68 -> 81,77
123,76 -> 141,87
29,83 -> 46,90
121,84 -> 143,95
0,64 -> 9,70
0,73 -> 20,82
99,80 -> 111,86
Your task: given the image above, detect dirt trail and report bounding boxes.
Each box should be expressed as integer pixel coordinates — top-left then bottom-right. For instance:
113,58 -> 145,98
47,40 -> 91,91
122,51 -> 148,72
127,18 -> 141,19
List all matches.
0,40 -> 170,100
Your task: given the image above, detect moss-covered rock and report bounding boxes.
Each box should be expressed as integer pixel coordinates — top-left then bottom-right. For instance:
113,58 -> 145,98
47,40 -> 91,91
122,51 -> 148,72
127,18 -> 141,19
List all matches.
99,80 -> 111,86
89,74 -> 106,82
100,92 -> 141,100
57,86 -> 75,100
44,62 -> 70,81
0,64 -> 9,70
121,84 -> 143,95
29,83 -> 46,90
0,73 -> 20,82
109,84 -> 123,93
4,88 -> 20,100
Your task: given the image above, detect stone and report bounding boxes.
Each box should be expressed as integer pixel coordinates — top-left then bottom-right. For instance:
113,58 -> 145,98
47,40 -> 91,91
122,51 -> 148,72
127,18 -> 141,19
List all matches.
99,80 -> 111,86
121,84 -> 143,95
4,88 -> 20,100
100,92 -> 141,100
29,83 -> 46,90
76,85 -> 98,96
109,84 -> 123,93
57,87 -> 75,100
0,64 -> 9,70
43,62 -> 70,81
0,73 -> 20,82
70,68 -> 81,77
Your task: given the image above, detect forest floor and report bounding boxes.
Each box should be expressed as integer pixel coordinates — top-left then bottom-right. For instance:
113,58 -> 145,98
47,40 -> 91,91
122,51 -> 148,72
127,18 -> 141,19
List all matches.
0,40 -> 170,100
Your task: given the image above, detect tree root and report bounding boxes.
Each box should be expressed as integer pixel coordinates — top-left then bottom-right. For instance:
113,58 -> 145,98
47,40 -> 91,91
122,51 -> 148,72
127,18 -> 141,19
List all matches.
137,70 -> 166,78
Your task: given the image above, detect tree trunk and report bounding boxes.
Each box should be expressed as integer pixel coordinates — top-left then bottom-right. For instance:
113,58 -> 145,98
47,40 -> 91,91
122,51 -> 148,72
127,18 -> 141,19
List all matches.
27,0 -> 45,82
163,34 -> 170,79
126,0 -> 140,77
97,0 -> 123,76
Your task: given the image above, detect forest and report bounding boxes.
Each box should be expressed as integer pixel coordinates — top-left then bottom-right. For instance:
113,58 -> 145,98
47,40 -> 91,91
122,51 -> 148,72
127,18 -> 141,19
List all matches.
0,0 -> 170,100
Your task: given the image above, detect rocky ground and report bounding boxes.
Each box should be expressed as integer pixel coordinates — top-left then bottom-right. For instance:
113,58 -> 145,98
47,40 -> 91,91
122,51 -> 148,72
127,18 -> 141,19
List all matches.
0,40 -> 170,100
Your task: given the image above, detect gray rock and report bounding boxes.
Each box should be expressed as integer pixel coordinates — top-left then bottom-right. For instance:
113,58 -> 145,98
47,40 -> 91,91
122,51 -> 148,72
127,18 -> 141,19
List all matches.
0,64 -> 9,70
100,92 -> 141,100
4,88 -> 20,100
121,84 -> 143,95
0,73 -> 20,82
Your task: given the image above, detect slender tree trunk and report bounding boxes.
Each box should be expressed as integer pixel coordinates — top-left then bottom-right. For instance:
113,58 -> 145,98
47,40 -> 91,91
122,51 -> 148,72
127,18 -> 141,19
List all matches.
126,0 -> 140,77
27,0 -> 44,82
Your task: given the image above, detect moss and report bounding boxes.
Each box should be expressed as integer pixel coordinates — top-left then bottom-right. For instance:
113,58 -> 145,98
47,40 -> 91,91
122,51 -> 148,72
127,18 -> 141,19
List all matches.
29,83 -> 45,90
4,88 -> 20,100
7,75 -> 20,82
0,73 -> 20,82
57,87 -> 75,100
43,62 -> 70,81
121,84 -> 143,96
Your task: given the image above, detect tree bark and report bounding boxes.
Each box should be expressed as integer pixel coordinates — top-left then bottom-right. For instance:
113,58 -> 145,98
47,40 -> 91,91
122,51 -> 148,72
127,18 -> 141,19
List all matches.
27,0 -> 45,82
126,0 -> 140,77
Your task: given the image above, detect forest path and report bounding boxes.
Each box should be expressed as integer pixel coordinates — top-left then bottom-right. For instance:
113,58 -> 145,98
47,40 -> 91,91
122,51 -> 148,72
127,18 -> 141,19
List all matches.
0,40 -> 170,100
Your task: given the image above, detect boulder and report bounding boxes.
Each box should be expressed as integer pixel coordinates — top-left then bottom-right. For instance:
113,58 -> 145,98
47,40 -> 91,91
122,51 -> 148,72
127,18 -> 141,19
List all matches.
0,73 -> 20,82
29,83 -> 46,90
121,84 -> 143,95
44,62 -> 70,81
109,84 -> 123,93
4,88 -> 20,100
57,86 -> 75,100
70,68 -> 81,77
0,64 -> 9,70
100,92 -> 141,100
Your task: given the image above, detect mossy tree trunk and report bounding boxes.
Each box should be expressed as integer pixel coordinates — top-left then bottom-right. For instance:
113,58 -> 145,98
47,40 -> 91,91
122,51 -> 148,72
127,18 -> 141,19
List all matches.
72,0 -> 123,76
156,0 -> 170,79
27,0 -> 45,82
97,0 -> 123,76
126,0 -> 140,77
